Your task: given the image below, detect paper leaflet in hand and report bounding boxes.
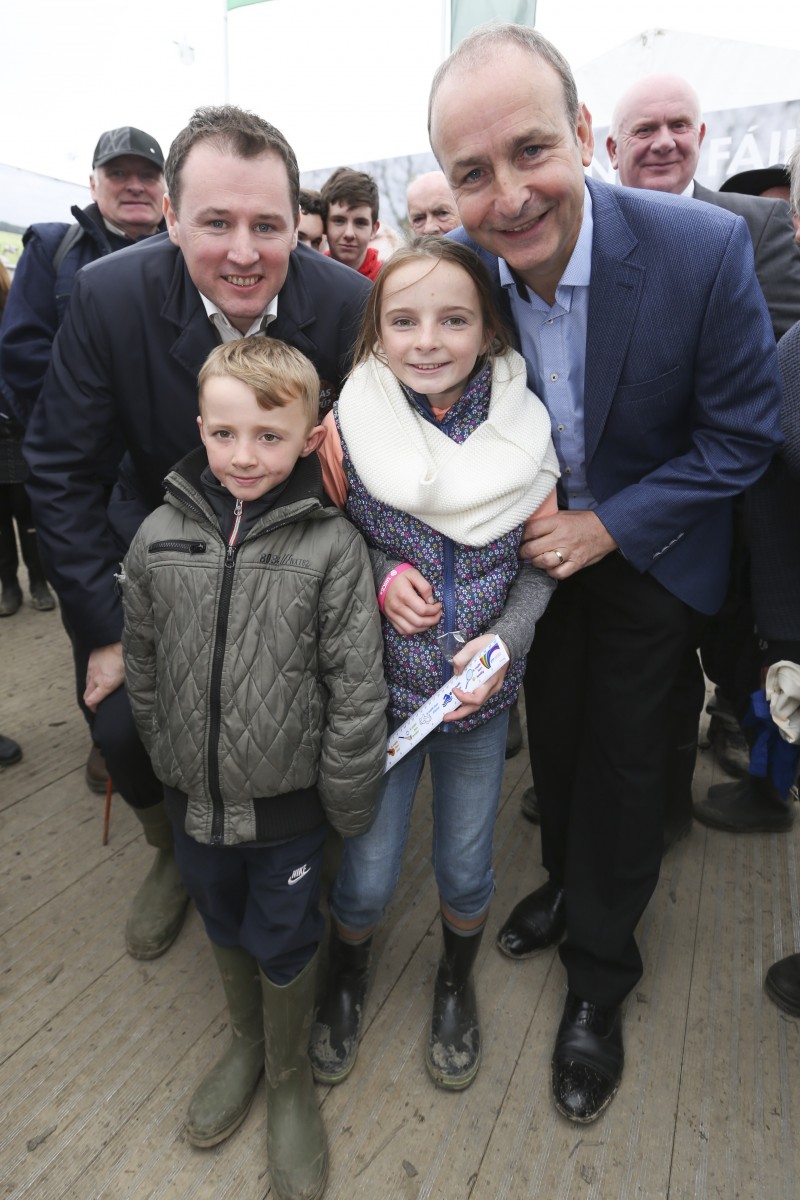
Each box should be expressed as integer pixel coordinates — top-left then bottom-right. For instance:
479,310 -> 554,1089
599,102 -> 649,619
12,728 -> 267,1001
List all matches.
384,636 -> 510,772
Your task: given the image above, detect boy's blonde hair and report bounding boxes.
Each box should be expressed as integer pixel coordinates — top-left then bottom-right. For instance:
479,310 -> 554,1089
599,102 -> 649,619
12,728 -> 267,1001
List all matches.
198,337 -> 320,427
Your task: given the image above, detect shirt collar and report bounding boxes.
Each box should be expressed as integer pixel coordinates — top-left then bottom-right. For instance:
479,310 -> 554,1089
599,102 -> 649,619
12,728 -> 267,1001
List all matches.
200,292 -> 279,340
499,183 -> 593,306
102,217 -> 132,241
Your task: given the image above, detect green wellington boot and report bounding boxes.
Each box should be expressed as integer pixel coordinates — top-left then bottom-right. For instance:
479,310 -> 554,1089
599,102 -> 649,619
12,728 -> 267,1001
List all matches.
125,802 -> 190,959
261,953 -> 328,1200
186,944 -> 265,1147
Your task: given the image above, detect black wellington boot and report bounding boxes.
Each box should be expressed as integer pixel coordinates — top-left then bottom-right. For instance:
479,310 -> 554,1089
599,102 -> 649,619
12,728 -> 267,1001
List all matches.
426,919 -> 484,1090
308,928 -> 372,1084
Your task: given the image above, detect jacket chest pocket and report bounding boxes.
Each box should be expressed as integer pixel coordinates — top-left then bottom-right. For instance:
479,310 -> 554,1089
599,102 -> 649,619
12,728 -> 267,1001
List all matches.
148,540 -> 207,555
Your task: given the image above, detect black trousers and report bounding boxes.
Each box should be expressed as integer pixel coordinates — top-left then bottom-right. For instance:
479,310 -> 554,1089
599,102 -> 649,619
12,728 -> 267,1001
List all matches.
72,635 -> 163,810
524,552 -> 702,1008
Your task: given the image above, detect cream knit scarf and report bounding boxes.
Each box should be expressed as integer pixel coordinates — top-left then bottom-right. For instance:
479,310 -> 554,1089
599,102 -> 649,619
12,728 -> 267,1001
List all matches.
337,350 -> 560,547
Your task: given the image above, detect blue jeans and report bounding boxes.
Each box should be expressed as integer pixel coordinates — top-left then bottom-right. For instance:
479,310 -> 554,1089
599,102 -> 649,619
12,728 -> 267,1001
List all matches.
331,711 -> 509,932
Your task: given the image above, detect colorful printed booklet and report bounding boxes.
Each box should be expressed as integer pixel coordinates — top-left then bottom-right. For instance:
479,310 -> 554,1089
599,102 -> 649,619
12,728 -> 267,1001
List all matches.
385,636 -> 510,772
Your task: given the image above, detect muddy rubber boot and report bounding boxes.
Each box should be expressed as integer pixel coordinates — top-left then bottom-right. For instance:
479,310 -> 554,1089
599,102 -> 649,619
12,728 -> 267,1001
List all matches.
18,523 -> 55,611
695,773 -> 794,832
125,802 -> 190,960
426,919 -> 484,1090
308,928 -> 372,1084
261,954 -> 328,1200
0,577 -> 22,616
186,944 -> 265,1147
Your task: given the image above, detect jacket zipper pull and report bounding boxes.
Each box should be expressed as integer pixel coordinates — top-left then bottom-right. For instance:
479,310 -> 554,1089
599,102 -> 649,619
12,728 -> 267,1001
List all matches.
226,498 -> 243,567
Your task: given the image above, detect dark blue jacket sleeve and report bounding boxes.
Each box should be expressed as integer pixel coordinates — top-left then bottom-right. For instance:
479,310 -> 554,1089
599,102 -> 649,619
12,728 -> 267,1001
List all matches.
23,270 -> 125,648
0,228 -> 62,424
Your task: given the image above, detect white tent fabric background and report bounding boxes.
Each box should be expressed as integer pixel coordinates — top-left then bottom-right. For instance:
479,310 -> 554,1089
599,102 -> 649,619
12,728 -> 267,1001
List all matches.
1,0 -> 798,217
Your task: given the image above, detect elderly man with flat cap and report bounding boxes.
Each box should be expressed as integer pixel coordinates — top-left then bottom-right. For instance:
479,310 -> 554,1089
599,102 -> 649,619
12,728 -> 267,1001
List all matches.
428,23 -> 781,1122
1,125 -> 166,791
2,126 -> 167,424
23,105 -> 370,972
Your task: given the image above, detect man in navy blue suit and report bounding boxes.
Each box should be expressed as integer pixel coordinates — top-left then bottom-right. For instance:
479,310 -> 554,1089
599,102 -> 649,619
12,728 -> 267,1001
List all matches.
428,24 -> 782,1122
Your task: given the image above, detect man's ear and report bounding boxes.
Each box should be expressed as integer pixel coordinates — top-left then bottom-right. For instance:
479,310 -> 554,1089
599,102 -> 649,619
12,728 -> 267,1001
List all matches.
606,135 -> 619,170
698,121 -> 707,148
577,102 -> 595,168
372,220 -> 381,236
301,423 -> 327,457
164,193 -> 179,243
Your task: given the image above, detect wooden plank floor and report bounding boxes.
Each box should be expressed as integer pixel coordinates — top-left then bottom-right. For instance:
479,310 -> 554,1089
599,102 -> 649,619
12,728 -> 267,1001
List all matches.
2,596 -> 800,1199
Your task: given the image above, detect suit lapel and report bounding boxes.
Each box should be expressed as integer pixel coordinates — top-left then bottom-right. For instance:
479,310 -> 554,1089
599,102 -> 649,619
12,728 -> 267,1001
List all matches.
161,250 -> 218,377
269,254 -> 320,363
583,181 -> 646,465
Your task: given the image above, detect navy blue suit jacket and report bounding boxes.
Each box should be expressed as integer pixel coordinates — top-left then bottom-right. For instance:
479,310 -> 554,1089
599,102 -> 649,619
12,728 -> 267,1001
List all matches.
23,237 -> 370,647
453,176 -> 782,614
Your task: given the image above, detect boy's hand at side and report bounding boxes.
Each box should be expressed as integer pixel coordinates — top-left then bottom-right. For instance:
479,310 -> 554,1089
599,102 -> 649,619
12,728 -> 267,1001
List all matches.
443,634 -> 509,723
84,642 -> 125,711
383,567 -> 442,635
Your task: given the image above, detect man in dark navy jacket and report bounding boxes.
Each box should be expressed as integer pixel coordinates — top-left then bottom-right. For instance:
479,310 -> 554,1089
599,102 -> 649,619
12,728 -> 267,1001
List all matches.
1,126 -> 166,789
428,25 -> 781,1122
24,105 -> 369,963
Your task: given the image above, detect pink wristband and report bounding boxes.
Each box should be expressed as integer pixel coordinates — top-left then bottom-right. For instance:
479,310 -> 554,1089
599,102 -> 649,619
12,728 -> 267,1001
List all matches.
377,563 -> 413,614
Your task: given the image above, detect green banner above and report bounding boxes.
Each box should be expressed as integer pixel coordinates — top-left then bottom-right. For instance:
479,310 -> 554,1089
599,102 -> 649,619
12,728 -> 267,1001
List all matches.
451,0 -> 537,48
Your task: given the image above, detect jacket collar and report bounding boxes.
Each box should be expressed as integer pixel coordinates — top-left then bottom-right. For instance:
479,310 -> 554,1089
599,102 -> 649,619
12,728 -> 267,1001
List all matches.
70,202 -> 167,247
165,443 -> 327,530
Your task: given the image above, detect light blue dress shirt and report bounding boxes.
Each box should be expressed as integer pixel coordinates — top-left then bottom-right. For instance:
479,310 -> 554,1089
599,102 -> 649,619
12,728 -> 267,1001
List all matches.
500,185 -> 594,510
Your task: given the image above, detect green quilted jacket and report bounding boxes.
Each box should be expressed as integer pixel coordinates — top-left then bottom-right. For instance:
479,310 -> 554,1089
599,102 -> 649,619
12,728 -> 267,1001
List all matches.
121,447 -> 388,846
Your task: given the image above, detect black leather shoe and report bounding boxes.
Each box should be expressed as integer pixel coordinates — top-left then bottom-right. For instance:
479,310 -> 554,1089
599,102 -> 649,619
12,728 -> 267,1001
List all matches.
0,734 -> 22,766
551,992 -> 623,1122
496,880 -> 565,959
765,952 -> 800,1016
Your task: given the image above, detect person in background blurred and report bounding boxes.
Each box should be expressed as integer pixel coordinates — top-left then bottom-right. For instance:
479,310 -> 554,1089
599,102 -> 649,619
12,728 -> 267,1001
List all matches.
406,170 -> 460,235
0,259 -> 55,617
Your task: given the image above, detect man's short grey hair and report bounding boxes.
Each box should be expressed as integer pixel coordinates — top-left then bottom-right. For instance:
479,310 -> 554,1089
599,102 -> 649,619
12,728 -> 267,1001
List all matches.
788,142 -> 800,216
428,22 -> 580,142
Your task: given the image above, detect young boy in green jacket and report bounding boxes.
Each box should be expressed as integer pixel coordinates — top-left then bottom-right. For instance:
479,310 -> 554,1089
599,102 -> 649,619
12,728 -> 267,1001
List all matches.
121,336 -> 387,1200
